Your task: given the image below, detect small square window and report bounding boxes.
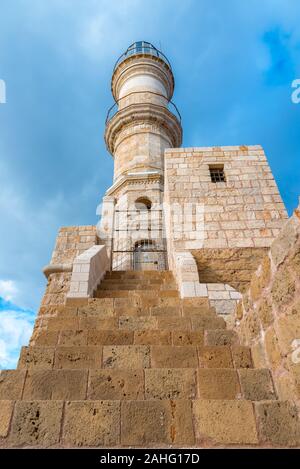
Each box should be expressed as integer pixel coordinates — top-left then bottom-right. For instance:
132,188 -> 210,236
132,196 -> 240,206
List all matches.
209,166 -> 226,183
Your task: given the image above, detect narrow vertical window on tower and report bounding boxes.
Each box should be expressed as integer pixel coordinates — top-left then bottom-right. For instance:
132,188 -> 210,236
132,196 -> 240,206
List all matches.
209,165 -> 226,183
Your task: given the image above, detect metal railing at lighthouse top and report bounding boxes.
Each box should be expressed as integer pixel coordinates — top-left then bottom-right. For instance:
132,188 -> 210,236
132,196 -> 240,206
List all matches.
113,41 -> 172,71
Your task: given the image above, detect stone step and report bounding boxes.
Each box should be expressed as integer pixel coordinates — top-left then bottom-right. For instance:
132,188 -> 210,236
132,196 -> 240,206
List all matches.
33,327 -> 240,348
0,368 -> 276,401
87,296 -> 196,309
17,345 -> 253,370
97,282 -> 176,291
1,398 -> 299,447
76,303 -> 215,318
105,270 -> 174,280
94,289 -> 179,298
34,314 -> 226,334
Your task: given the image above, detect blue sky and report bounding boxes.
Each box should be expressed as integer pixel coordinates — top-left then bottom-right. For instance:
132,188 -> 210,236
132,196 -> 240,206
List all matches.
0,0 -> 299,368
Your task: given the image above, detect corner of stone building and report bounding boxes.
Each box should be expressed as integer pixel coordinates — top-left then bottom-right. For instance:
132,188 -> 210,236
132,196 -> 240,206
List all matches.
30,225 -> 102,344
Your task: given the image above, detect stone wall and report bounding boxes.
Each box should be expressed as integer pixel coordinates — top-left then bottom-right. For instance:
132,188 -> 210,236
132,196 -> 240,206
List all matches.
235,205 -> 300,406
42,225 -> 98,305
164,145 -> 288,321
31,226 -> 99,344
164,145 -> 288,251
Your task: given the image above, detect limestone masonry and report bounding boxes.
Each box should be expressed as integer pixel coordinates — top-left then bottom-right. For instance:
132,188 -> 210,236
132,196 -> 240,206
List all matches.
0,41 -> 299,448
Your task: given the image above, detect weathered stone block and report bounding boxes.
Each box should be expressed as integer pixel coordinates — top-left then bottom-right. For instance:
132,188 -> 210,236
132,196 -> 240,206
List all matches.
172,331 -> 204,346
18,347 -> 54,370
121,400 -> 194,446
257,298 -> 274,330
197,369 -> 240,399
23,370 -> 88,400
47,317 -> 79,331
88,330 -> 134,346
63,401 -> 120,446
79,317 -> 118,330
88,370 -> 144,400
54,346 -> 102,369
34,331 -> 59,346
251,340 -> 267,368
191,315 -> 226,330
255,401 -> 300,446
250,255 -> 271,301
265,327 -> 282,369
239,369 -> 276,400
271,268 -> 296,308
231,346 -> 253,368
151,306 -> 181,317
193,400 -> 258,445
59,330 -> 88,346
151,346 -> 198,368
10,401 -> 63,446
198,346 -> 233,368
274,313 -> 300,355
0,370 -> 26,400
134,330 -> 171,345
119,316 -> 158,330
0,400 -> 14,438
145,369 -> 197,399
157,317 -> 191,330
205,329 -> 239,346
102,345 -> 150,369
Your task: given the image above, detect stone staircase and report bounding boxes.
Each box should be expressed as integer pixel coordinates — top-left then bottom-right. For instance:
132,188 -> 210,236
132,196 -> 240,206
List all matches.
0,270 -> 299,447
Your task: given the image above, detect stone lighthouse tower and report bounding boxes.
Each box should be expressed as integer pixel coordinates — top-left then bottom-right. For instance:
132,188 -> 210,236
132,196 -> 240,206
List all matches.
100,41 -> 182,270
1,41 -> 299,449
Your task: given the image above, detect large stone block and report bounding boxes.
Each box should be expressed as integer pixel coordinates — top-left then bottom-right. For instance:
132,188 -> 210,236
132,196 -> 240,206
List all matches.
18,347 -> 54,370
193,400 -> 258,445
88,330 -> 134,346
0,400 -> 14,438
231,346 -> 253,368
197,369 -> 240,399
250,256 -> 271,301
205,329 -> 239,346
145,369 -> 197,399
172,331 -> 204,346
157,317 -> 191,330
59,330 -> 88,346
119,316 -> 158,330
79,317 -> 118,330
151,306 -> 181,317
134,330 -> 171,345
151,346 -> 198,368
63,401 -> 120,446
23,370 -> 88,400
46,317 -> 79,331
255,401 -> 300,446
0,370 -> 26,400
198,346 -> 233,368
239,369 -> 276,400
102,345 -> 150,369
88,370 -> 144,400
34,331 -> 59,346
54,346 -> 102,369
257,298 -> 274,330
271,268 -> 296,308
265,327 -> 282,369
274,313 -> 300,355
191,315 -> 226,330
9,401 -> 63,447
121,400 -> 194,446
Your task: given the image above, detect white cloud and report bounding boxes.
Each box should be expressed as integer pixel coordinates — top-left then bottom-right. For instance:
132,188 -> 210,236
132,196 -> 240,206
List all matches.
0,280 -> 18,302
0,305 -> 35,369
